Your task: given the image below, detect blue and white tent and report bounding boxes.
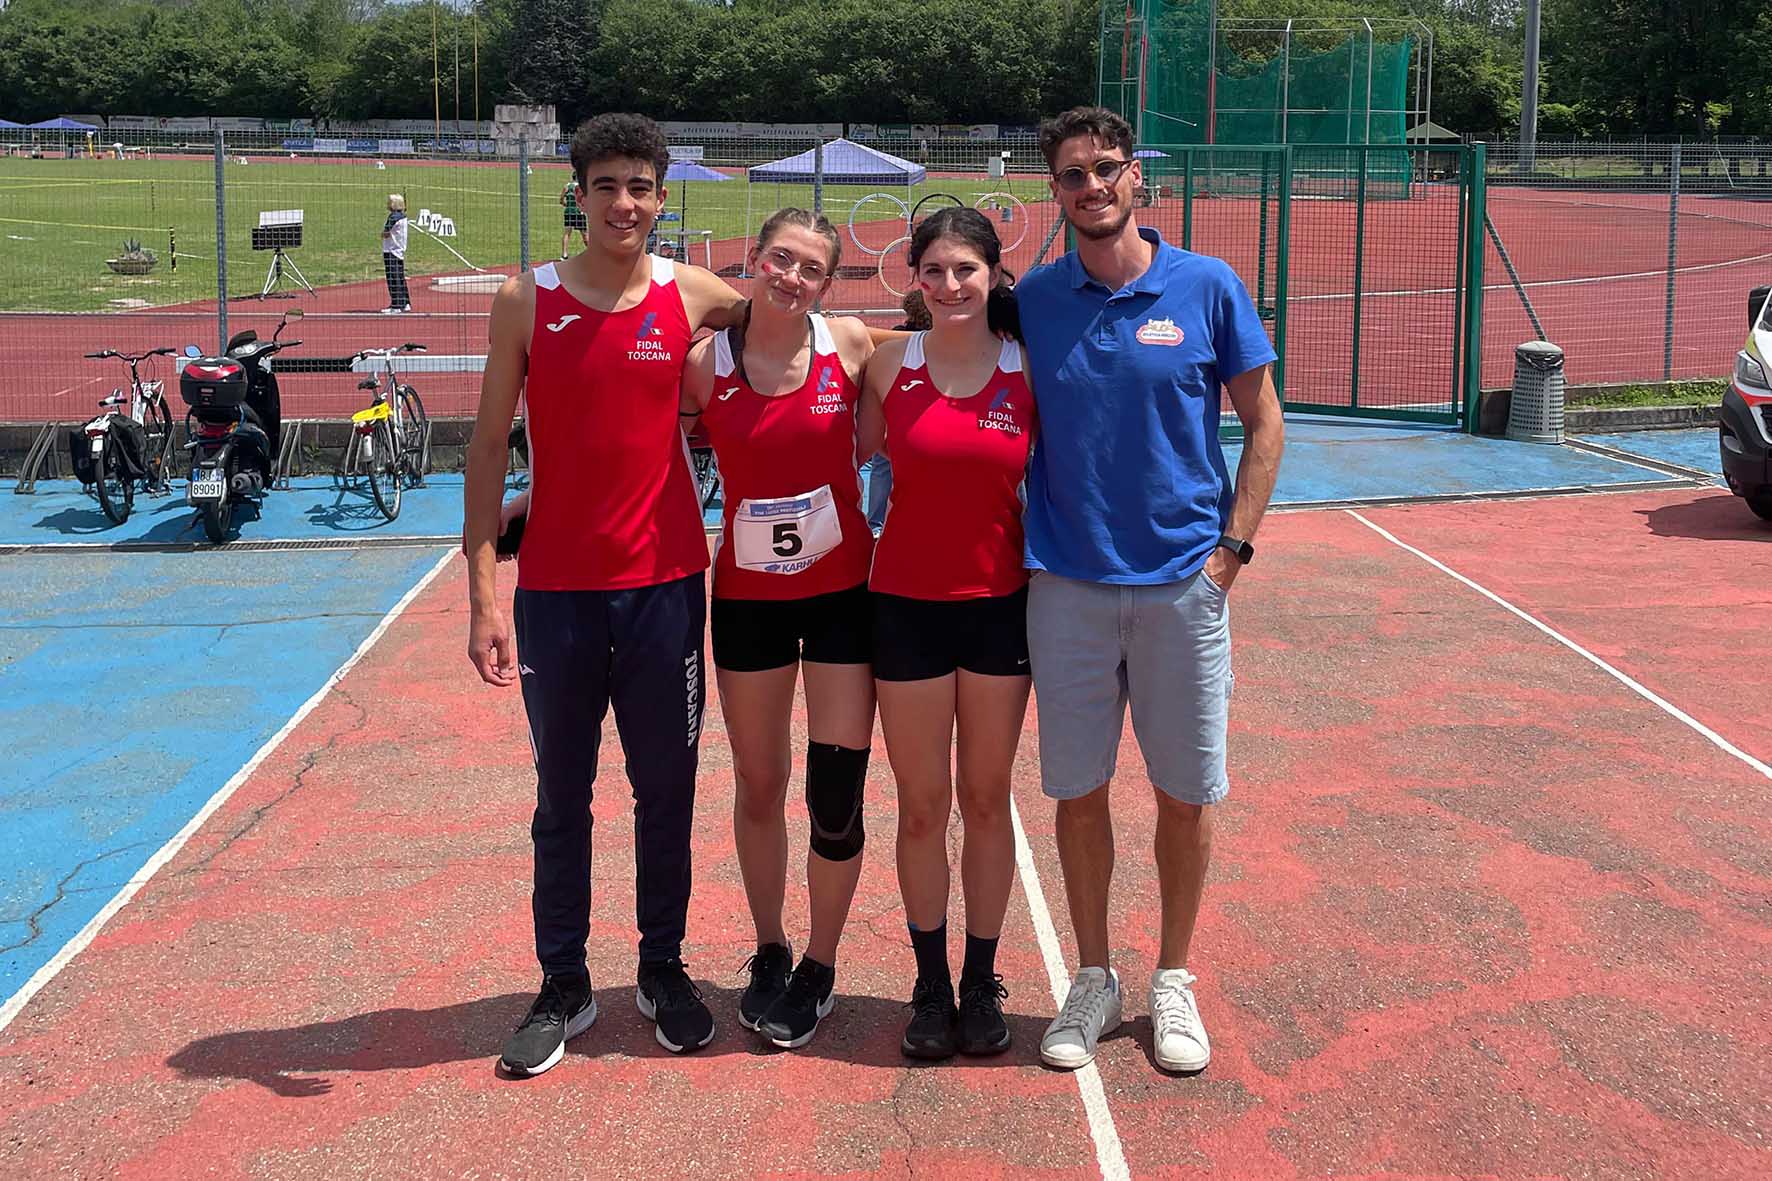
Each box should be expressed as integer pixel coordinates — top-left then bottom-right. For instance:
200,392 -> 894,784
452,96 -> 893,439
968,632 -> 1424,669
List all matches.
747,138 -> 925,186
743,138 -> 927,273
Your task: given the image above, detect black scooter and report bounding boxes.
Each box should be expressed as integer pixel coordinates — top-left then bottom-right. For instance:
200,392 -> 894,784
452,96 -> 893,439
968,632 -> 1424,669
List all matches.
179,309 -> 302,543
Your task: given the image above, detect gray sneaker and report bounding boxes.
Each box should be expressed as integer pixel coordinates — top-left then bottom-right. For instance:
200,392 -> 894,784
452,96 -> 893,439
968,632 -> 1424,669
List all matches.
1039,966 -> 1122,1069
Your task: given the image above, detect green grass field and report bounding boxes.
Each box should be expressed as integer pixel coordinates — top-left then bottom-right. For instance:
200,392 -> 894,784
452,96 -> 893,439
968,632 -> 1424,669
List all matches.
0,155 -> 1053,313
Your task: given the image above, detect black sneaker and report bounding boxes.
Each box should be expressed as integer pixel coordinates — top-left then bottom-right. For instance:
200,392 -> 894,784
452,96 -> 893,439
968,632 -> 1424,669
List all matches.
758,957 -> 836,1049
901,975 -> 958,1060
957,972 -> 1011,1055
738,942 -> 793,1031
636,959 -> 716,1053
499,972 -> 596,1076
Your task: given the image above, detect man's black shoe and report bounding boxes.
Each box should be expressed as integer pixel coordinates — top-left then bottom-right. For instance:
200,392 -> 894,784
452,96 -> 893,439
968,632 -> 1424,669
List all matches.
901,975 -> 958,1060
738,942 -> 793,1031
636,958 -> 716,1053
957,972 -> 1011,1055
758,956 -> 836,1049
499,972 -> 596,1076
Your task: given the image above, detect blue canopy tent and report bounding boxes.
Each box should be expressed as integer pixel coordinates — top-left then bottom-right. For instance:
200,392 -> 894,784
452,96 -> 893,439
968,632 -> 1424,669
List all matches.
743,138 -> 926,265
0,119 -> 23,127
655,159 -> 731,265
28,116 -> 99,156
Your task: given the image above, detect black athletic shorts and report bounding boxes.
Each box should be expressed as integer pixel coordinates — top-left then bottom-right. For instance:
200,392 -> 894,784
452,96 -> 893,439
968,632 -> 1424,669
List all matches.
872,585 -> 1030,682
711,583 -> 873,672
563,210 -> 588,229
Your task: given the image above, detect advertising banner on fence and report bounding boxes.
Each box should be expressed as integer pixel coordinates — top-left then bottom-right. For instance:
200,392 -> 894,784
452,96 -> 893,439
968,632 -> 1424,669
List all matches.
660,121 -> 842,140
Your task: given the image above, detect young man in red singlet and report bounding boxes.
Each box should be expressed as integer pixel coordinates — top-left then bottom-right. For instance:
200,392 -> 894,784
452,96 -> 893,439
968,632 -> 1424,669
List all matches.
858,208 -> 1036,1060
462,113 -> 745,1076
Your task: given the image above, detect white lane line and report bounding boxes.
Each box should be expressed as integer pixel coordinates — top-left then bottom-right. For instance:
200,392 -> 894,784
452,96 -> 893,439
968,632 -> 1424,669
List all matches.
0,548 -> 457,1034
1010,795 -> 1132,1181
1348,511 -> 1772,782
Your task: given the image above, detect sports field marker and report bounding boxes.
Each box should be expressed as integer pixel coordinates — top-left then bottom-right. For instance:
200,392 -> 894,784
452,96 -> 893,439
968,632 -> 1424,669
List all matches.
1010,797 -> 1132,1181
0,548 -> 457,1034
1350,511 -> 1772,782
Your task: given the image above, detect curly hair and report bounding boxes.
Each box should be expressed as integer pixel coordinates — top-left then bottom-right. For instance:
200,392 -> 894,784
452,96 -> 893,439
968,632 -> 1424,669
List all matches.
1038,106 -> 1135,171
570,113 -> 671,190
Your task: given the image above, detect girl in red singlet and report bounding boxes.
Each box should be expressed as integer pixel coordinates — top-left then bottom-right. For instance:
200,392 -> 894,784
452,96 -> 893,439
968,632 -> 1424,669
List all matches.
679,209 -> 884,1051
857,208 -> 1035,1061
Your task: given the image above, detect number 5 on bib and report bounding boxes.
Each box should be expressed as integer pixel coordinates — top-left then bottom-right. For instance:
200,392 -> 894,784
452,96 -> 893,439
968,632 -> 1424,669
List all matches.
732,485 -> 843,575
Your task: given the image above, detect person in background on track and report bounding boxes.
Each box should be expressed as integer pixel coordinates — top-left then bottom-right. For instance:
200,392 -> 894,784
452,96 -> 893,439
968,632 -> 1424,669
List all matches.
679,207 -> 883,1051
857,207 -> 1035,1061
462,112 -> 746,1077
561,178 -> 588,259
381,194 -> 411,314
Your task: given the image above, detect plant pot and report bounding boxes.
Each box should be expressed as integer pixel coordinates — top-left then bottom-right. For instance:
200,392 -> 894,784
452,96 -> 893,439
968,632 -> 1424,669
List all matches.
106,257 -> 156,275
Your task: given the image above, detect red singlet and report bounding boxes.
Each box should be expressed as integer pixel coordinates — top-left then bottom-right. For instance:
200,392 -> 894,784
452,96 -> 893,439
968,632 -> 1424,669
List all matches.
699,314 -> 873,600
869,333 -> 1035,601
517,258 -> 709,591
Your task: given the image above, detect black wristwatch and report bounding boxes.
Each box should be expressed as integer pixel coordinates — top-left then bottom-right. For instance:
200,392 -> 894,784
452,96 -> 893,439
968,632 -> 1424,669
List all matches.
1217,534 -> 1254,565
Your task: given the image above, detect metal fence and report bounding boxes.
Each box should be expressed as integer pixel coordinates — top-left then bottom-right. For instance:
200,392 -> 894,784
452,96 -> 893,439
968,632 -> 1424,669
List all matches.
4,127 -> 1764,436
0,127 -> 1061,426
1480,139 -> 1772,391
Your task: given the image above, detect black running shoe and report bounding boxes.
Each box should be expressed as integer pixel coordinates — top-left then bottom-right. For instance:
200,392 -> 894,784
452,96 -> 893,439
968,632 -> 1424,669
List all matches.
636,959 -> 716,1053
957,972 -> 1011,1056
758,957 -> 836,1049
499,972 -> 596,1076
738,942 -> 793,1031
901,975 -> 958,1060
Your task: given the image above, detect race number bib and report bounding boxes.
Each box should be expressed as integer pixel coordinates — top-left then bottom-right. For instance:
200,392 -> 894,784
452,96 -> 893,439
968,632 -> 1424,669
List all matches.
732,485 -> 843,575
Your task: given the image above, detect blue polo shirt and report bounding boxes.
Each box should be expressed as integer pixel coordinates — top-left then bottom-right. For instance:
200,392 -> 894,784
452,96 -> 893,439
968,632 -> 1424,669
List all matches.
1019,227 -> 1276,585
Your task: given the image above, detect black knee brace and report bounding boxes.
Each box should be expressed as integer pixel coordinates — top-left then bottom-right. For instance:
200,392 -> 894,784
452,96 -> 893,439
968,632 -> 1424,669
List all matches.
806,741 -> 868,862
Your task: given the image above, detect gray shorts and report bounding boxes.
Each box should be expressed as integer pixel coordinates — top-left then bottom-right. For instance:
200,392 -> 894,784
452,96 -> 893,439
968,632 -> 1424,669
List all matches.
1027,569 -> 1233,805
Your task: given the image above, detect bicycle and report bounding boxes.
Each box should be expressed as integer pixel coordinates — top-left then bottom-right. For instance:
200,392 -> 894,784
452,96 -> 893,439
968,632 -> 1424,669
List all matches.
78,346 -> 177,524
348,343 -> 429,521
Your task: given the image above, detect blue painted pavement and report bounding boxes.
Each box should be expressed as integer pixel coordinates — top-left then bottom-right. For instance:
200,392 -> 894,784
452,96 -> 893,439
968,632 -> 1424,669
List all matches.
1576,427 -> 1724,480
3,475 -> 472,547
0,545 -> 449,999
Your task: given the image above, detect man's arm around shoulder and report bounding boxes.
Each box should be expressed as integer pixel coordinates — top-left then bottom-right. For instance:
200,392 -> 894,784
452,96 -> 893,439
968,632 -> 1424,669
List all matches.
675,264 -> 746,333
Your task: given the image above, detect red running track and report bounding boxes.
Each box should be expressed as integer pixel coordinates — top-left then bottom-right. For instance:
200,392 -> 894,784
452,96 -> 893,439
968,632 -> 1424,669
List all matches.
2,487 -> 1768,1177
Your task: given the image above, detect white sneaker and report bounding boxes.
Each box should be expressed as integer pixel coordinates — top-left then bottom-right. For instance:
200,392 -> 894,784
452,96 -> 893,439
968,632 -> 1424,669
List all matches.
1040,966 -> 1122,1069
1150,967 -> 1210,1073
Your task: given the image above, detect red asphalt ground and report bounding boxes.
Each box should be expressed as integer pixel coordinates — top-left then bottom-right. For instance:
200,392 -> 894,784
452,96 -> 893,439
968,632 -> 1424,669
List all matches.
3,485 -> 1769,1179
4,186 -> 1765,422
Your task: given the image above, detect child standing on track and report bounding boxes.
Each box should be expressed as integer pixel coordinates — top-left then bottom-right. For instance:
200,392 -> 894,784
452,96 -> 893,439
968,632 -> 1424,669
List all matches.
679,208 -> 882,1050
859,208 -> 1035,1060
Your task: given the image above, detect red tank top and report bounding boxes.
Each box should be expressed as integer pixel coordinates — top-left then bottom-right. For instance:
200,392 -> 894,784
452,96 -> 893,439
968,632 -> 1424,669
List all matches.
869,334 -> 1035,601
700,314 -> 873,600
517,258 -> 709,592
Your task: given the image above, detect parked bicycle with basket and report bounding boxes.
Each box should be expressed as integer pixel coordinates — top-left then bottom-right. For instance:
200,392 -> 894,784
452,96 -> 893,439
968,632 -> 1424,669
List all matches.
348,343 -> 430,521
70,346 -> 177,525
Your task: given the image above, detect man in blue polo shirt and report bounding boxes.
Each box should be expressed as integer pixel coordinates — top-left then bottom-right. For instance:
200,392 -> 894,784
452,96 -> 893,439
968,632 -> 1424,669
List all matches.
1018,106 -> 1286,1076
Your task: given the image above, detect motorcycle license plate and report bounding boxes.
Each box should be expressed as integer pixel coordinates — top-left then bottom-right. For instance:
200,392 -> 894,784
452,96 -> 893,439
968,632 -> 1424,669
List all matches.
189,472 -> 224,501
89,436 -> 104,455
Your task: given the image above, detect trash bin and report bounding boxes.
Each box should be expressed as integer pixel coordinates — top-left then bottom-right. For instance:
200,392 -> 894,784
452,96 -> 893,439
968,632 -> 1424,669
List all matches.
1507,340 -> 1565,445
